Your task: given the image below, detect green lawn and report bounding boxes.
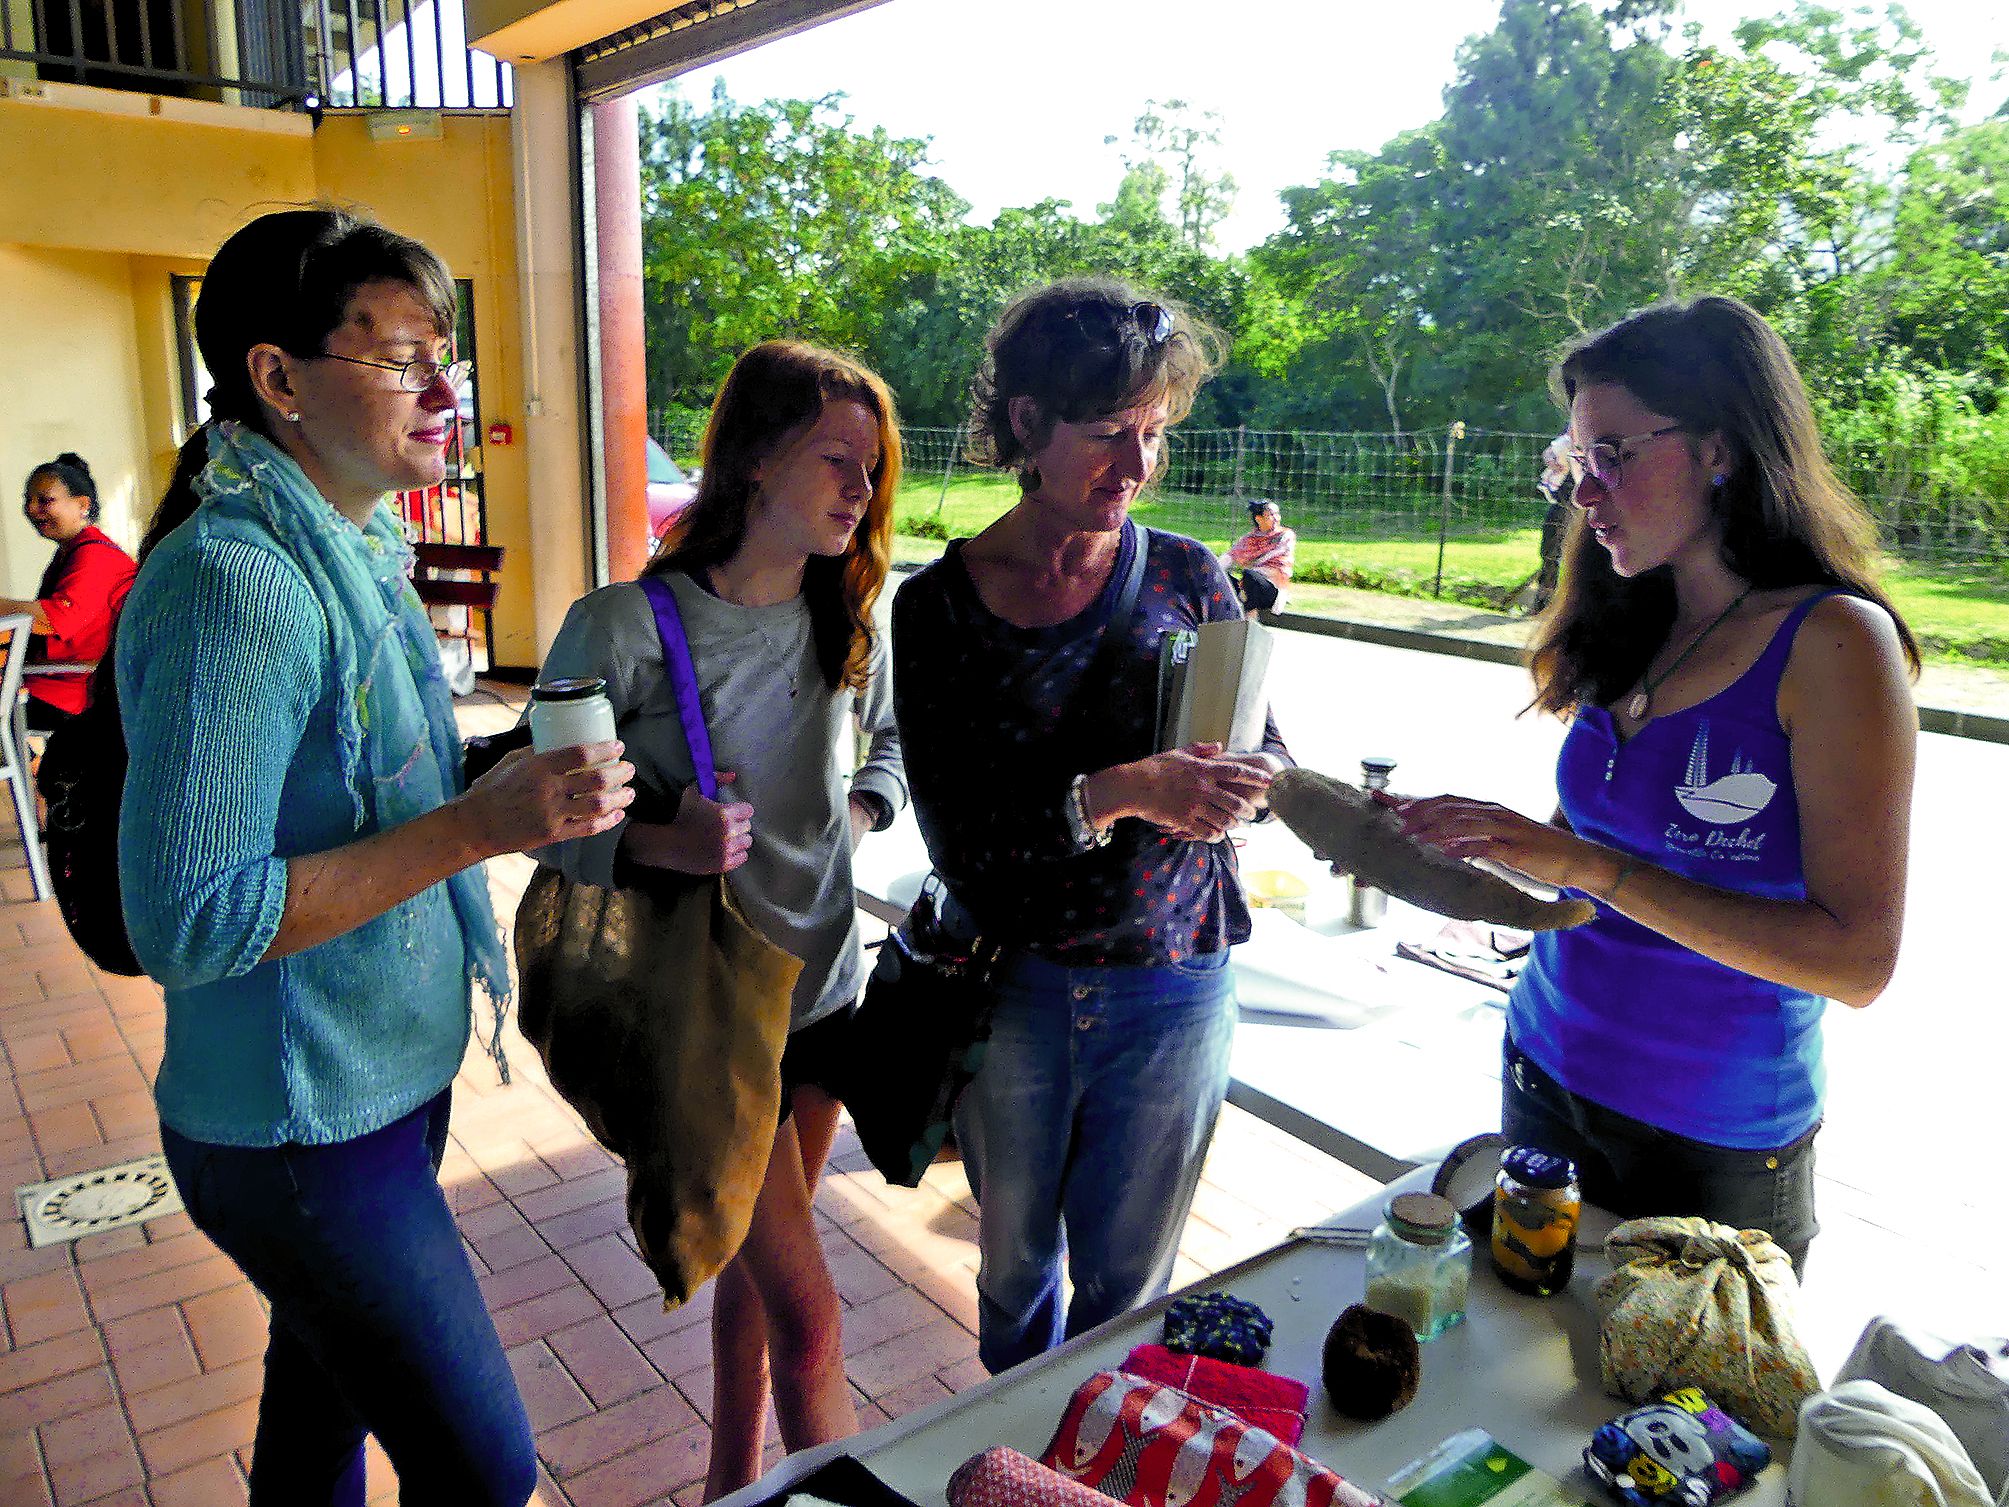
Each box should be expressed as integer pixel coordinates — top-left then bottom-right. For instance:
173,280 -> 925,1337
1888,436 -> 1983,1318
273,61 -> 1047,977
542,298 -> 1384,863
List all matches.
892,476 -> 2009,666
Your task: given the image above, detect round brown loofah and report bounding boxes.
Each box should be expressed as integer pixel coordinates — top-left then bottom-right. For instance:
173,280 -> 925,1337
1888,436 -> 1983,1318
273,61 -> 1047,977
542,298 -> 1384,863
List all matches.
1321,1303 -> 1422,1420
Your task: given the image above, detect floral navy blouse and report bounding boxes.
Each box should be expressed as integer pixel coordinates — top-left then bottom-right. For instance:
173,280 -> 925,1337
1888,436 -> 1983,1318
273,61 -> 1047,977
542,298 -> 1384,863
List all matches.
892,522 -> 1290,967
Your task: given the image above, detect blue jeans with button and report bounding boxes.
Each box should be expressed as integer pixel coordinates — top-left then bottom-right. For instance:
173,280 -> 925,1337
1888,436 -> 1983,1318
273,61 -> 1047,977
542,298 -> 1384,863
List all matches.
953,947 -> 1238,1374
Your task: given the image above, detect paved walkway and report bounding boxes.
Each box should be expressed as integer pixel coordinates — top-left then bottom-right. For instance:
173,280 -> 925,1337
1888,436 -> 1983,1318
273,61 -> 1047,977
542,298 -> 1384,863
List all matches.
0,686 -> 1375,1507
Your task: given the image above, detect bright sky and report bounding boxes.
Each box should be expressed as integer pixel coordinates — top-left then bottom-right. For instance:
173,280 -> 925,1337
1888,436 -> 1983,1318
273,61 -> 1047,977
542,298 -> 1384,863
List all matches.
658,0 -> 2007,253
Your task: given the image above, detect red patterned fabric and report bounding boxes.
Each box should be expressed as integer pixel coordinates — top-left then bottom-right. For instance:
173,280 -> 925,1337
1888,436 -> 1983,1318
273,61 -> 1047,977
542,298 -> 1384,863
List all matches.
949,1447 -> 1124,1507
1120,1344 -> 1309,1446
1040,1369 -> 1379,1507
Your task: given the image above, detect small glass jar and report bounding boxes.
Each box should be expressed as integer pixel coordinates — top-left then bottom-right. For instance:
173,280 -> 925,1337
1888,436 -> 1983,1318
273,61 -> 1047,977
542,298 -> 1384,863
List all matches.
528,677 -> 617,754
1364,1191 -> 1471,1342
1490,1146 -> 1581,1297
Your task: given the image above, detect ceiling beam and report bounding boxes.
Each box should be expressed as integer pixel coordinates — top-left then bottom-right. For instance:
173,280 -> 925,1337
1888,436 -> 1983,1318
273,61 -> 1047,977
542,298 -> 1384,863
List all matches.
575,0 -> 889,102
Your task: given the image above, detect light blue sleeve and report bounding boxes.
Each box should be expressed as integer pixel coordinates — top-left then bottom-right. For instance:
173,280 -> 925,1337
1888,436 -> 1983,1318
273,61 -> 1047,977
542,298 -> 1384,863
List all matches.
117,536 -> 322,990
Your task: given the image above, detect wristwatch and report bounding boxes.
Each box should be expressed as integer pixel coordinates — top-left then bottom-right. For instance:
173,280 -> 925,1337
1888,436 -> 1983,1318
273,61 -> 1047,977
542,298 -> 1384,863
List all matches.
1066,773 -> 1113,850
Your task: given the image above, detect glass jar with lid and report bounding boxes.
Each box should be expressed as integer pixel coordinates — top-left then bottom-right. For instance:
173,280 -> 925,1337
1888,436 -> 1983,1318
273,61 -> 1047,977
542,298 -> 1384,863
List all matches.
1363,1191 -> 1471,1342
528,676 -> 617,754
1490,1146 -> 1581,1297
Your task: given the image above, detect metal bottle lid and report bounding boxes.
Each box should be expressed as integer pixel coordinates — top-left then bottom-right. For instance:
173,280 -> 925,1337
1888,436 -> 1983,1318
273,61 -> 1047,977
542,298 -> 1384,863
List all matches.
531,676 -> 609,703
1501,1145 -> 1579,1190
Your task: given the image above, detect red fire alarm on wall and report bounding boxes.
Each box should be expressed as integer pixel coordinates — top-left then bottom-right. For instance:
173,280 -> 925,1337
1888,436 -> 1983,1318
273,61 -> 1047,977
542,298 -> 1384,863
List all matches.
487,421 -> 514,446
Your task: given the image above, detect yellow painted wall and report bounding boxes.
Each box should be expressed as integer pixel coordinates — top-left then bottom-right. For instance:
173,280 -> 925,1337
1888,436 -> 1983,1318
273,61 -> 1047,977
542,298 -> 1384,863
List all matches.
0,88 -> 546,667
310,112 -> 540,667
0,246 -> 154,595
0,82 -> 314,260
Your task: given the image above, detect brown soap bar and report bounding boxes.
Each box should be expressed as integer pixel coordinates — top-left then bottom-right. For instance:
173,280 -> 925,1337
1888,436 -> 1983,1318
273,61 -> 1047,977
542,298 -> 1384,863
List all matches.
1321,1302 -> 1421,1420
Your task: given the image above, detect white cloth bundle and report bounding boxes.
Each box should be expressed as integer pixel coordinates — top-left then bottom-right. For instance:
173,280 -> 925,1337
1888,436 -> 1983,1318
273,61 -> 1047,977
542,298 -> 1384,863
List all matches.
1838,1317 -> 2009,1505
1789,1380 -> 1993,1507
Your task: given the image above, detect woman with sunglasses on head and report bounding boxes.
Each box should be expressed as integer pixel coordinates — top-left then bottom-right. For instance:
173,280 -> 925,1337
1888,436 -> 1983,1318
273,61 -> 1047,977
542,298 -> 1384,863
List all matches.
1386,296 -> 1917,1271
533,340 -> 905,1499
5,453 -> 136,730
895,278 -> 1290,1373
117,209 -> 634,1505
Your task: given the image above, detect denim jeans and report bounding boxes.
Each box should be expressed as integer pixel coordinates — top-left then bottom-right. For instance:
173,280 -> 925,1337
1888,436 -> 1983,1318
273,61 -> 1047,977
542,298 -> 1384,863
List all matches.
1502,1037 -> 1820,1273
160,1090 -> 537,1506
953,947 -> 1238,1373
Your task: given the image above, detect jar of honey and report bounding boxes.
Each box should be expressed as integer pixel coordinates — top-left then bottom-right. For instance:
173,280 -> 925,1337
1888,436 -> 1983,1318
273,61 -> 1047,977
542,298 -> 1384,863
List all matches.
1490,1147 -> 1580,1296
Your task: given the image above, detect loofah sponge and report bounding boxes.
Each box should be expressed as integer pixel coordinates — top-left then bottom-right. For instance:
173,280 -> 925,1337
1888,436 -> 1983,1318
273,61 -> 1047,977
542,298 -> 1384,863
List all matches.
1322,1303 -> 1422,1420
1269,768 -> 1596,931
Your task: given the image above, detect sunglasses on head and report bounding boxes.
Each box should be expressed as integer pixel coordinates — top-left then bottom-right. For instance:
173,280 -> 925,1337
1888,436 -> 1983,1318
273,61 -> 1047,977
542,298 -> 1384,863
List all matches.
1055,299 -> 1175,347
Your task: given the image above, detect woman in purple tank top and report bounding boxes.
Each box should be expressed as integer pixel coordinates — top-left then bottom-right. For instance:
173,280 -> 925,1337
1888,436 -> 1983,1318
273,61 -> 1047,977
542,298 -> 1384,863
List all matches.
1391,297 -> 1918,1271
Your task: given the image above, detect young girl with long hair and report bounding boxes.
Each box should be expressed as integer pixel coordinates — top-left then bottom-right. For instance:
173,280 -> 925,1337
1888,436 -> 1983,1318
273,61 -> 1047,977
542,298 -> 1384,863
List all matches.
534,339 -> 905,1497
1389,295 -> 1918,1271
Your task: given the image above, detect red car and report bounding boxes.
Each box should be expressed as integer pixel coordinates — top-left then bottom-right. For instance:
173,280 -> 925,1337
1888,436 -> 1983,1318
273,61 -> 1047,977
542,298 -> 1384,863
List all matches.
647,438 -> 699,544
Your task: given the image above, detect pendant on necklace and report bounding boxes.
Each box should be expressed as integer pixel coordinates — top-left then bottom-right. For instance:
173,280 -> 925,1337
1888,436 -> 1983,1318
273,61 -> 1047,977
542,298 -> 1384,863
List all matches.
1626,690 -> 1650,720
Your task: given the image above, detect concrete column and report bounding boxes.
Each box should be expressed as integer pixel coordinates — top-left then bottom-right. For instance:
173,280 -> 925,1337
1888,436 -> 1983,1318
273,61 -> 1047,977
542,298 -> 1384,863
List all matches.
591,94 -> 650,584
506,58 -> 589,663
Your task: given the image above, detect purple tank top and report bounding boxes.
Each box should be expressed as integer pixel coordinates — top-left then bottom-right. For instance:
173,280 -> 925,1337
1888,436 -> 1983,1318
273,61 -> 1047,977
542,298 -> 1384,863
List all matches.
1509,590 -> 1843,1149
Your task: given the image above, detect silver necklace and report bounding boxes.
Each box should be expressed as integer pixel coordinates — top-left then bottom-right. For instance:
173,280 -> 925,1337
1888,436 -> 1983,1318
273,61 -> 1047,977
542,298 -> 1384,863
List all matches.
1626,586 -> 1753,721
706,568 -> 804,698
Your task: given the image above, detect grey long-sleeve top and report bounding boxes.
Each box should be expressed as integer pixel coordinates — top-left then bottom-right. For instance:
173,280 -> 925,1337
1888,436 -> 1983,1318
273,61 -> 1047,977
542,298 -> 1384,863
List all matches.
533,572 -> 906,1029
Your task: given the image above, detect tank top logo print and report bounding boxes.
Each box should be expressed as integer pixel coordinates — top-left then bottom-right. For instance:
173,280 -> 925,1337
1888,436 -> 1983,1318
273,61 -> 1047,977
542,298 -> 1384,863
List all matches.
1664,718 -> 1779,862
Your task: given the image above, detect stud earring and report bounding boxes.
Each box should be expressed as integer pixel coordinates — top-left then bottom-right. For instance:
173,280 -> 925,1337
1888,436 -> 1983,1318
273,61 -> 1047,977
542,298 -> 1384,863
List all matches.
286,412 -> 303,424
1711,473 -> 1725,487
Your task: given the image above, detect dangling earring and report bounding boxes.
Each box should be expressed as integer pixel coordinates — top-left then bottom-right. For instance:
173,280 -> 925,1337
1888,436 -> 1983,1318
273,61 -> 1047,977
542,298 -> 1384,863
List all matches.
1021,465 -> 1041,494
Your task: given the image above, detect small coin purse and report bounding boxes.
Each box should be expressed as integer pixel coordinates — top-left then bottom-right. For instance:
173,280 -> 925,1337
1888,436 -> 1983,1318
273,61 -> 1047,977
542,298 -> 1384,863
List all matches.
1584,1387 -> 1772,1505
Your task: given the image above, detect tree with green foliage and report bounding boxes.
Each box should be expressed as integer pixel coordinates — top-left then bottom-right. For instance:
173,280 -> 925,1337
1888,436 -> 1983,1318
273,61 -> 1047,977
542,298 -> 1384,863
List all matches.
636,85 -> 966,407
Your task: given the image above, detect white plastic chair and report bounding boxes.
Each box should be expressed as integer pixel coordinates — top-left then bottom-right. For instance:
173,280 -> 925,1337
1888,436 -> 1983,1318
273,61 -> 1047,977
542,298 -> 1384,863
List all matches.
0,614 -> 53,901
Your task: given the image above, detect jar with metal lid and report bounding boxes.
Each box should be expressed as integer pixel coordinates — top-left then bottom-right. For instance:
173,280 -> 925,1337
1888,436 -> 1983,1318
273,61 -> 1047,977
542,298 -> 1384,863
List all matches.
1363,1191 -> 1471,1342
1490,1146 -> 1581,1297
528,677 -> 617,754
1345,757 -> 1400,926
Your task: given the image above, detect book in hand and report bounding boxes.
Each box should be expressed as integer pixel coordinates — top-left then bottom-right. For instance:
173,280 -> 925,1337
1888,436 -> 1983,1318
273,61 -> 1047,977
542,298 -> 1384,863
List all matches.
1156,618 -> 1275,753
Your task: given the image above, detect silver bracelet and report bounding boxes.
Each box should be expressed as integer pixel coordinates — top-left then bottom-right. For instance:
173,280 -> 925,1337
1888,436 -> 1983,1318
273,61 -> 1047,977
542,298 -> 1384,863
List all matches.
1066,772 -> 1113,850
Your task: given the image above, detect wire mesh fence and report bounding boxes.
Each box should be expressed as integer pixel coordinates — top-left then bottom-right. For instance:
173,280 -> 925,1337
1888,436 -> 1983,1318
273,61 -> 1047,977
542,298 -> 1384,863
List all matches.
650,414 -> 2008,565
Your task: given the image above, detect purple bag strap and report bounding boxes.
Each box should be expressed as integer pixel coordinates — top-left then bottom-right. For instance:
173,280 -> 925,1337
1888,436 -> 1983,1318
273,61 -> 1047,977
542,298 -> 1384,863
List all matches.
637,574 -> 718,801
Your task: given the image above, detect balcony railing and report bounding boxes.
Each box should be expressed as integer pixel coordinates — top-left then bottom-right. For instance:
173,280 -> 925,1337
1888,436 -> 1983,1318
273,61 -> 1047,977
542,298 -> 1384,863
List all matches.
0,0 -> 510,112
0,1 -> 312,106
307,1 -> 511,110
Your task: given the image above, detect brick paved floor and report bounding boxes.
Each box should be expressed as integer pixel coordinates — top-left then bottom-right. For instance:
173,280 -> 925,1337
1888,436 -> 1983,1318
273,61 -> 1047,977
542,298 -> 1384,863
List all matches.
0,687 -> 1377,1506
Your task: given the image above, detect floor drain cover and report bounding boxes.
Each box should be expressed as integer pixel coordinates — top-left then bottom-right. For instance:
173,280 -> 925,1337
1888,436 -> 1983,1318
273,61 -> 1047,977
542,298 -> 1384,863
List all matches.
16,1157 -> 184,1248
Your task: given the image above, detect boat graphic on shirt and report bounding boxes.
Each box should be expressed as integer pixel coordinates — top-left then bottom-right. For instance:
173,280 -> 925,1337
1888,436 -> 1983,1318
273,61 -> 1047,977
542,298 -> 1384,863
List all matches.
1674,720 -> 1778,824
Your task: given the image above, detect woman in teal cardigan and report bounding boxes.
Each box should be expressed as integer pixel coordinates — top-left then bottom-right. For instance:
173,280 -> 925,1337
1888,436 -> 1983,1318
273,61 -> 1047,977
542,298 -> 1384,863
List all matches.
116,209 -> 633,1505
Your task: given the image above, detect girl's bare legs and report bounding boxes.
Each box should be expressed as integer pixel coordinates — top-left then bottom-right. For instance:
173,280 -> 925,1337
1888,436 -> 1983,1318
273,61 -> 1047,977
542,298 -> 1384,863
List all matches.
703,1086 -> 852,1500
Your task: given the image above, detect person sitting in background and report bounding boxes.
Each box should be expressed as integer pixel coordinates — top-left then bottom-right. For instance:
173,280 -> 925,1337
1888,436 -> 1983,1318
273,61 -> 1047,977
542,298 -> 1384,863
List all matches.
4,454 -> 136,729
1224,498 -> 1294,616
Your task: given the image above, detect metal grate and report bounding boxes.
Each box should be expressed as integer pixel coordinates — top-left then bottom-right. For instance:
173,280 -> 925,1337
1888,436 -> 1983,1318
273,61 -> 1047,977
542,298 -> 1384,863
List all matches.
17,1157 -> 185,1249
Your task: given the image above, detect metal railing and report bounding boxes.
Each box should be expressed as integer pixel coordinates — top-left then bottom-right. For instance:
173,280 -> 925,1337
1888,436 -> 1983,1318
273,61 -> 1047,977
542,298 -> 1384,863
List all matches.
0,0 -> 311,106
0,1 -> 510,112
306,0 -> 511,110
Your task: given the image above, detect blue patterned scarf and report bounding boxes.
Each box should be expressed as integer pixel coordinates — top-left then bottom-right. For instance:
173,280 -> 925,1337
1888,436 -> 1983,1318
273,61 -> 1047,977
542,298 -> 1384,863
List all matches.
194,421 -> 514,1075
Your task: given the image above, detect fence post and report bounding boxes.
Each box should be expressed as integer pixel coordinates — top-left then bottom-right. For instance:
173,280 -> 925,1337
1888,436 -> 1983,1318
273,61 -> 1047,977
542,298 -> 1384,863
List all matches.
1231,424 -> 1248,505
1433,421 -> 1465,599
933,423 -> 961,515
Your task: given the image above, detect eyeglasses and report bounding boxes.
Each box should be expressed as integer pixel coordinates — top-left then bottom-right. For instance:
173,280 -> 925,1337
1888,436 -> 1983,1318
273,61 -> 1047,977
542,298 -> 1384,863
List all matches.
1565,423 -> 1686,498
318,352 -> 473,393
1058,300 -> 1175,347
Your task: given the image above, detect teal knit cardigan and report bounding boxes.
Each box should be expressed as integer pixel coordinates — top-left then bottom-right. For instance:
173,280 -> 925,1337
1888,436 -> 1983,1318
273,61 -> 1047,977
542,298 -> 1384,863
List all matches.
117,505 -> 474,1148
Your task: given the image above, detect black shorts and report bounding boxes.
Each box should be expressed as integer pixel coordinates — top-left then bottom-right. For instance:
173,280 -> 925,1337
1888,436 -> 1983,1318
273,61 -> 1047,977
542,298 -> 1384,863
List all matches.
777,1004 -> 852,1125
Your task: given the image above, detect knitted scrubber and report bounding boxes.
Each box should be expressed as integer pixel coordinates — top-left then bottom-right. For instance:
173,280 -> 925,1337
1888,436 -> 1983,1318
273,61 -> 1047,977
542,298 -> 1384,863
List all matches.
1162,1292 -> 1275,1367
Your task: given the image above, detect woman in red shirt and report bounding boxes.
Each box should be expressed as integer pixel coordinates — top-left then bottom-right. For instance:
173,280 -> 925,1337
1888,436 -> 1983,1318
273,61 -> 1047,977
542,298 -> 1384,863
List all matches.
7,454 -> 137,729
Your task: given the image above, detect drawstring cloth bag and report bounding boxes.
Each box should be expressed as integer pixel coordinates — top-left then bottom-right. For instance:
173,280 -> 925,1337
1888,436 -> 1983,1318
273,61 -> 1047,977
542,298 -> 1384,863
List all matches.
515,574 -> 800,1308
1593,1217 -> 1819,1438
